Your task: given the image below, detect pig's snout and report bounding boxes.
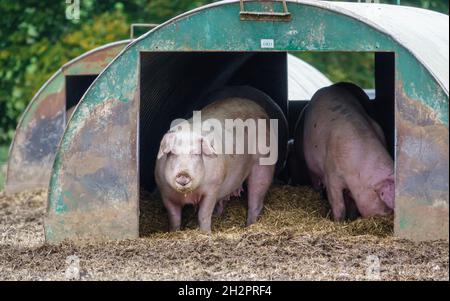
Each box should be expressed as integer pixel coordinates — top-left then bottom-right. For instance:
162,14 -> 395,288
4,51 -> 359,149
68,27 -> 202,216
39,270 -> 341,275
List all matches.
175,173 -> 192,190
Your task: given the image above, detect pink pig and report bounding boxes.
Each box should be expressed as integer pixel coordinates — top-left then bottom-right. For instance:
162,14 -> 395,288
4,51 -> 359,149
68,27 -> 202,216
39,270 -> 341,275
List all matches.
298,83 -> 394,221
155,97 -> 276,232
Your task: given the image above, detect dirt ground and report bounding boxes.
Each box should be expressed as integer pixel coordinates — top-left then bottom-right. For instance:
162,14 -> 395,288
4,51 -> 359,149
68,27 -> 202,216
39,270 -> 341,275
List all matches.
0,185 -> 448,281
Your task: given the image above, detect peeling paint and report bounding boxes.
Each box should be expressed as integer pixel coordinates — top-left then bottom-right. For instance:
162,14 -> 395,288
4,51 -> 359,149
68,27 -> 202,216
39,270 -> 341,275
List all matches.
395,82 -> 449,241
6,41 -> 129,194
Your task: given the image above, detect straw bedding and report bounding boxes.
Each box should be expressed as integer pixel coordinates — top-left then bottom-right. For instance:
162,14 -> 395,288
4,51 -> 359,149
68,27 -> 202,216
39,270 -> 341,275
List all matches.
0,186 -> 447,280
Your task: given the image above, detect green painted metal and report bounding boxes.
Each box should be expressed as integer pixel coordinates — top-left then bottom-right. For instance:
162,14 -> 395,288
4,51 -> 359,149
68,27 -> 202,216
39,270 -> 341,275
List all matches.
46,1 -> 448,243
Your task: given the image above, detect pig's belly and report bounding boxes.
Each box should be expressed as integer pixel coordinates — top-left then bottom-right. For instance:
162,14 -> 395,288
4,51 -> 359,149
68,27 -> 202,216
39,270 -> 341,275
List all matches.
303,133 -> 325,179
217,154 -> 254,199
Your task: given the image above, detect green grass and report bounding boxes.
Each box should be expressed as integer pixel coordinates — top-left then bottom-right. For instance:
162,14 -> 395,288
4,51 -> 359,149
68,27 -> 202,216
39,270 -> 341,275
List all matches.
0,144 -> 9,191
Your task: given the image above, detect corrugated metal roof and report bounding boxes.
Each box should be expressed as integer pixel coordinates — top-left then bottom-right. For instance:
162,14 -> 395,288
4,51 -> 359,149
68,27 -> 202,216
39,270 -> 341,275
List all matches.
201,1 -> 448,95
287,54 -> 332,100
315,1 -> 449,94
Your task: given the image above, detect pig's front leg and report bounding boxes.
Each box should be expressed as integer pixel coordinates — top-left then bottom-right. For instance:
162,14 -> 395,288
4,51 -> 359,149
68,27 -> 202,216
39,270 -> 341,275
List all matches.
343,189 -> 360,221
163,198 -> 182,231
198,193 -> 219,232
246,164 -> 274,226
325,177 -> 346,221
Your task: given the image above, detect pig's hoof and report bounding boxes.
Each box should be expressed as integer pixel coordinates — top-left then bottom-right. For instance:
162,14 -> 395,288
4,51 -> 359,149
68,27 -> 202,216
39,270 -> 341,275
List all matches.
332,216 -> 345,223
246,218 -> 258,227
169,226 -> 181,232
198,228 -> 212,235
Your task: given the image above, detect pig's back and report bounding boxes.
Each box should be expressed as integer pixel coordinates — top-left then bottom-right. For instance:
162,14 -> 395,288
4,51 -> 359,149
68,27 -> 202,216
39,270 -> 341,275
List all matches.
303,84 -> 381,175
306,85 -> 375,141
199,98 -> 270,199
201,97 -> 269,121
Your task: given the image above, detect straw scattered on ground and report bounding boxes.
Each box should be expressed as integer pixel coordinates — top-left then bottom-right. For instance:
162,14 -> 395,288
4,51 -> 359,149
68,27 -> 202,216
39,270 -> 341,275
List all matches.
0,186 -> 448,280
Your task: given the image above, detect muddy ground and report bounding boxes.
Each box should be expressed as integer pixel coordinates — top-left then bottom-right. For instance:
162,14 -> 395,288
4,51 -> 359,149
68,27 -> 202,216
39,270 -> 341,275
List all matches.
0,186 -> 448,280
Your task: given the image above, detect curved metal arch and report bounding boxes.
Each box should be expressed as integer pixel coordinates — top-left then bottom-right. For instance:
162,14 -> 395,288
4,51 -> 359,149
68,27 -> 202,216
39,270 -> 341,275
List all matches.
47,1 -> 448,243
5,40 -> 131,194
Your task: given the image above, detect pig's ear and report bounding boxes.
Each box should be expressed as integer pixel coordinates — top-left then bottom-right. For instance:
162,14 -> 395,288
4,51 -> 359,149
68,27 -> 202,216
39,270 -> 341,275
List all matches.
201,136 -> 217,157
157,133 -> 175,159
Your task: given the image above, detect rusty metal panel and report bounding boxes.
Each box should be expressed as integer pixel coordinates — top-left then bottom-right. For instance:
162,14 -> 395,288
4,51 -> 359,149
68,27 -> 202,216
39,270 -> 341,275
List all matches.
5,72 -> 66,194
46,0 -> 448,243
395,69 -> 449,240
45,99 -> 139,242
5,41 -> 130,194
62,40 -> 131,76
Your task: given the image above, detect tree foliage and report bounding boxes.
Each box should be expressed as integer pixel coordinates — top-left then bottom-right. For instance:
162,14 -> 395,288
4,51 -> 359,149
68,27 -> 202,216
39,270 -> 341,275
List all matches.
0,0 -> 447,144
295,52 -> 375,89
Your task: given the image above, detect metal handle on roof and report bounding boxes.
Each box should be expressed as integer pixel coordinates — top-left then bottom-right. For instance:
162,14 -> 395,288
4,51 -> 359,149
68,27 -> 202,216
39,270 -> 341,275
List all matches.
240,0 -> 291,22
130,23 -> 159,39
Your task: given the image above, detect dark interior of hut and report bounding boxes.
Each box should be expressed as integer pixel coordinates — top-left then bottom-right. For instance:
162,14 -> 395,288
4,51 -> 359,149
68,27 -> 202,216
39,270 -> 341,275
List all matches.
65,74 -> 98,122
138,51 -> 395,189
